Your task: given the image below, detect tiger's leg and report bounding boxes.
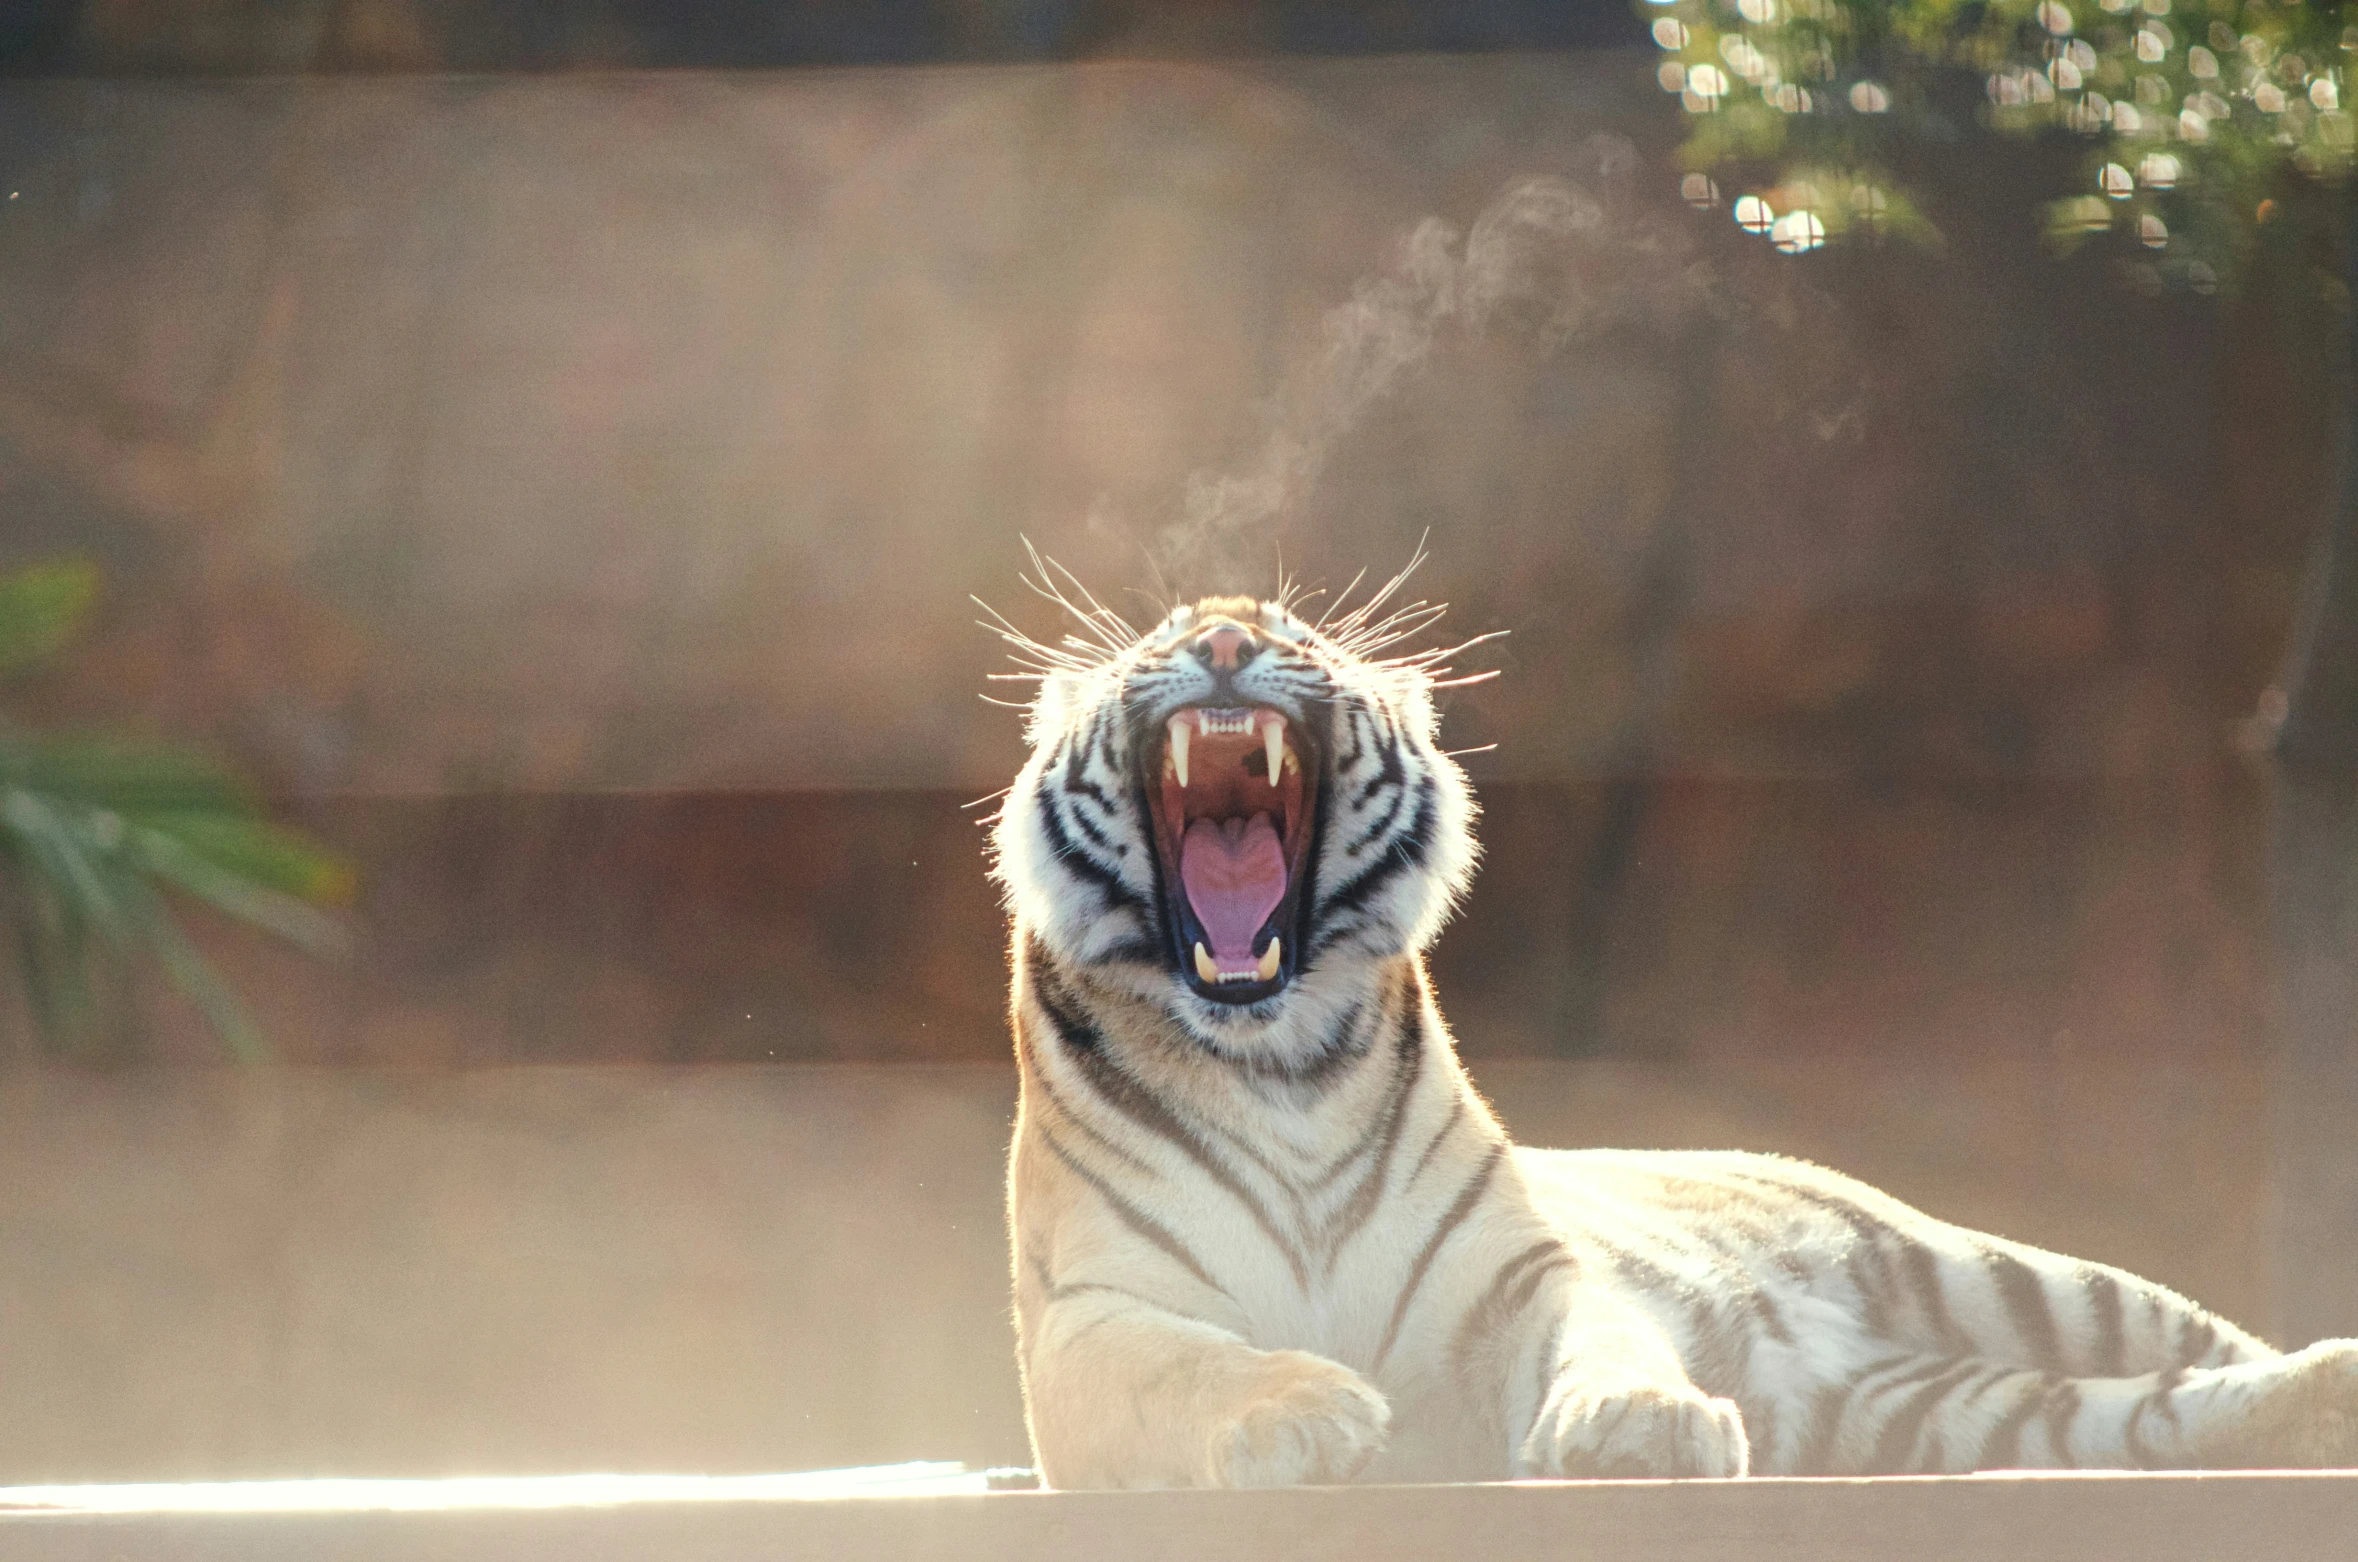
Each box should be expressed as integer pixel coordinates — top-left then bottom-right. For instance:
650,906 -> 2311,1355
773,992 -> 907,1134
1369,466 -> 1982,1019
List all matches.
1020,1283 -> 1391,1489
1802,1340 -> 2358,1473
1505,1272 -> 1751,1478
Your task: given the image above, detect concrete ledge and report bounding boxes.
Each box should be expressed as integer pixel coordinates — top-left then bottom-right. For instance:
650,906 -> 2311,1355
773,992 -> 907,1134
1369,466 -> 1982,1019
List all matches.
1,1474 -> 2353,1562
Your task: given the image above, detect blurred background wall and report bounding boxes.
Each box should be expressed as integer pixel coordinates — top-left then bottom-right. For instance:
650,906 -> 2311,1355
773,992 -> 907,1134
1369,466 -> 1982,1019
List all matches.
0,11 -> 2329,1481
0,56 -> 2306,1070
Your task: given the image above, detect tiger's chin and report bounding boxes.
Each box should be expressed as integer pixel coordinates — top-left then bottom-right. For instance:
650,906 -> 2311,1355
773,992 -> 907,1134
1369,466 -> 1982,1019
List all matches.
1141,701 -> 1322,1007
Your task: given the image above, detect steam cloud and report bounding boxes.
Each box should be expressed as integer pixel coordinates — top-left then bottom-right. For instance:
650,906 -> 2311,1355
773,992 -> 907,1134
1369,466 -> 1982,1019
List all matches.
1156,148 -> 1705,593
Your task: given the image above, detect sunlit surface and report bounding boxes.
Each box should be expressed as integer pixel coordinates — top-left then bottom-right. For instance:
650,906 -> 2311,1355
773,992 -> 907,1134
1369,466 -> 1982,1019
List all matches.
0,1462 -> 992,1513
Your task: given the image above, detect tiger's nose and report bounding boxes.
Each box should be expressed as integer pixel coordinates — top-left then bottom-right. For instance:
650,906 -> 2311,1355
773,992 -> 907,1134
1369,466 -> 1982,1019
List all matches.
1194,625 -> 1255,672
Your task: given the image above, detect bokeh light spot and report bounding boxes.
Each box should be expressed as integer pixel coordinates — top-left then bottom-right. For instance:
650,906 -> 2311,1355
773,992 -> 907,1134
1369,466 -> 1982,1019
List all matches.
1771,210 -> 1826,253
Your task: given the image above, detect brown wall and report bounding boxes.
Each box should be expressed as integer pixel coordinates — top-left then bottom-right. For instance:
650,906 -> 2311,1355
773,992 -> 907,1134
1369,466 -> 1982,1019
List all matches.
0,56 -> 2312,1077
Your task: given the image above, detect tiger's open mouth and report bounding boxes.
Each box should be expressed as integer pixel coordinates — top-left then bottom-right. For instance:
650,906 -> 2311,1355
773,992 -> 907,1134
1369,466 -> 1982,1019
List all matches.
1143,704 -> 1319,1004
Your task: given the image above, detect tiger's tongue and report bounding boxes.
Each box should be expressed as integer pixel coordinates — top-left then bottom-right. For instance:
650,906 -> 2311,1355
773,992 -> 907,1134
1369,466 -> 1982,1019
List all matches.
1180,814 -> 1286,962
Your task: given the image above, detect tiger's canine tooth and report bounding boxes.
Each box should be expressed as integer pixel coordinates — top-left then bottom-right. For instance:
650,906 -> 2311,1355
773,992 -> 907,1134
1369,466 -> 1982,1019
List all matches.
1263,715 -> 1285,788
1167,716 -> 1191,788
1256,938 -> 1281,983
1194,942 -> 1218,984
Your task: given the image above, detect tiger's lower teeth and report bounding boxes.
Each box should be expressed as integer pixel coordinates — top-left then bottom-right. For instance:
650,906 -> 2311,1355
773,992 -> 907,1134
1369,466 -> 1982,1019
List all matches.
1193,940 -> 1280,984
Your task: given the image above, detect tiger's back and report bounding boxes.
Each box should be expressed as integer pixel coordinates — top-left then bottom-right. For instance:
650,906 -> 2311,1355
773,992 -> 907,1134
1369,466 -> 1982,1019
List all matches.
990,576 -> 2358,1488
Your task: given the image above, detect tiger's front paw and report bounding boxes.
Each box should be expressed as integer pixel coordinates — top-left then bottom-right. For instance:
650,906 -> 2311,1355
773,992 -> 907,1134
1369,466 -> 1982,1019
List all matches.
1201,1350 -> 1392,1487
1518,1378 -> 1749,1479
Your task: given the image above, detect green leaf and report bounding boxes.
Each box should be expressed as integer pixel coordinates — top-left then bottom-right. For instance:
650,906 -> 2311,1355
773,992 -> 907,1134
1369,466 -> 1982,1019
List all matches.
9,872 -> 98,1048
1,787 -> 130,946
0,736 -> 252,817
0,777 -> 346,1058
132,811 -> 354,908
130,823 -> 349,954
0,558 -> 100,674
110,868 -> 267,1063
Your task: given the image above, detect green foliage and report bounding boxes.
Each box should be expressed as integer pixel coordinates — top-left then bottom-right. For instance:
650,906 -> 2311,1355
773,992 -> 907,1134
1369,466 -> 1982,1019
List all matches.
1648,0 -> 2357,289
0,557 -> 351,1060
0,558 -> 98,674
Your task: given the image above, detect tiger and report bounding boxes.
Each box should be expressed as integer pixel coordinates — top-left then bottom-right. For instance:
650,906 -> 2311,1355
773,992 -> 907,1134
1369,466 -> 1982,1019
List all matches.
987,571 -> 2358,1489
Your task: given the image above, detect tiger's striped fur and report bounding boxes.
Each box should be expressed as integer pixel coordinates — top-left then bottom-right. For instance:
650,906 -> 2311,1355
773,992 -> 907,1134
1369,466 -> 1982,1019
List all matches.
991,581 -> 2358,1488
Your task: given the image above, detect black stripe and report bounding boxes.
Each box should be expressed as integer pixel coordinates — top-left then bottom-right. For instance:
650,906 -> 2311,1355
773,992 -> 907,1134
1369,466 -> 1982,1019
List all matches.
1333,707 -> 1367,773
1374,1141 -> 1506,1371
2039,1379 -> 2083,1467
1986,1250 -> 2065,1373
1316,988 -> 1428,1266
1449,1238 -> 1575,1376
1857,1353 -> 1967,1408
1845,1243 -> 1896,1340
1531,1316 -> 1567,1437
1597,1237 -> 1741,1390
1869,1359 -> 1985,1473
1097,934 -> 1162,966
1927,1366 -> 2013,1473
1594,1235 -> 1688,1299
1714,1172 -> 1904,1340
2123,1368 -> 2185,1469
1404,1096 -> 1467,1189
1066,794 -> 1117,852
1033,788 -> 1150,914
1970,1374 -> 2055,1470
2175,1311 -> 2219,1368
2148,1366 -> 2184,1427
1028,955 -> 1107,1053
1247,995 -> 1375,1092
1342,780 -> 1406,856
1750,1285 -> 1796,1347
1793,1381 -> 1855,1474
1040,1130 -> 1229,1300
1683,1295 -> 1748,1402
1314,778 -> 1437,945
1036,965 -> 1311,1290
1291,997 -> 1403,1196
1900,1238 -> 1967,1353
1061,725 -> 1118,814
2085,1269 -> 2127,1378
1353,719 -> 1406,806
1022,1048 -> 1156,1175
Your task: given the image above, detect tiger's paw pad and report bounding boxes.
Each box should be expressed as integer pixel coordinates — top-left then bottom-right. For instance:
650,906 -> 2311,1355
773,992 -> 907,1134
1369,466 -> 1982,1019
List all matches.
1519,1380 -> 1749,1480
1202,1351 -> 1392,1488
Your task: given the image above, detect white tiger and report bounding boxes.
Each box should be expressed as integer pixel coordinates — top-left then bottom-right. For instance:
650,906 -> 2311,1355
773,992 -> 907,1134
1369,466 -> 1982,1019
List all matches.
989,573 -> 2358,1488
